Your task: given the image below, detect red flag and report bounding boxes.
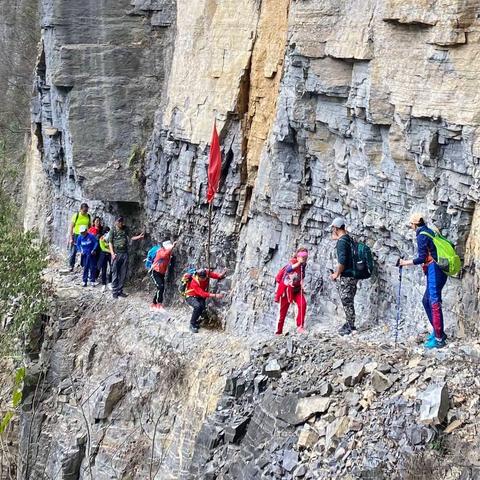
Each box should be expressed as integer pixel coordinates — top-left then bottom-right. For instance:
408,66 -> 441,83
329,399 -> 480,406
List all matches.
207,122 -> 221,203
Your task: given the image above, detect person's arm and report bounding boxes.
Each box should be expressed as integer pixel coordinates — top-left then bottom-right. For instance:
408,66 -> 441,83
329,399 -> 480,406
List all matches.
400,234 -> 428,267
109,230 -> 116,259
91,235 -> 99,254
76,236 -> 82,253
189,280 -> 222,298
131,231 -> 145,242
331,239 -> 347,280
208,270 -> 227,280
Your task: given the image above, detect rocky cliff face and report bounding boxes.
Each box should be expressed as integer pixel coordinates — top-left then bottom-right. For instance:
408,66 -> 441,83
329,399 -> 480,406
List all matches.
17,2 -> 480,478
29,0 -> 480,336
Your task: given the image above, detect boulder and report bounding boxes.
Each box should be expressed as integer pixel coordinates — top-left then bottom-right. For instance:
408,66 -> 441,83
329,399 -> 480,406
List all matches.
278,395 -> 331,425
342,361 -> 366,387
264,359 -> 282,378
297,424 -> 320,449
371,370 -> 393,393
419,382 -> 449,425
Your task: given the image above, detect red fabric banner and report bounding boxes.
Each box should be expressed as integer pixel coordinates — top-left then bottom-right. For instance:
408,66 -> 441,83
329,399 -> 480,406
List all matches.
207,122 -> 221,203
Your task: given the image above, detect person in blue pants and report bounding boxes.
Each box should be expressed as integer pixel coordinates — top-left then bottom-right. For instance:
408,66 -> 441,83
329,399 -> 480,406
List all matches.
76,225 -> 99,287
399,213 -> 448,349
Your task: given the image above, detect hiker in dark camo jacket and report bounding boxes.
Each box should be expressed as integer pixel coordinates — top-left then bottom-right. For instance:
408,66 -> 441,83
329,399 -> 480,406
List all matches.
329,217 -> 358,336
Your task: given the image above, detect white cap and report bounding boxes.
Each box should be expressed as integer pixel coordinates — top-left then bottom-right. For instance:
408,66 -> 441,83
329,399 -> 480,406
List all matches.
162,240 -> 174,250
328,217 -> 346,229
79,225 -> 88,233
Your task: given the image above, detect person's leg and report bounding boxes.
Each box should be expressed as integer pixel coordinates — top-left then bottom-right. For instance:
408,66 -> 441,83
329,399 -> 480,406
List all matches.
337,277 -> 357,329
88,255 -> 96,282
294,291 -> 307,329
422,281 -> 433,329
69,235 -> 77,270
157,273 -> 165,304
111,256 -> 120,296
118,253 -> 129,294
107,254 -> 112,284
428,263 -> 448,340
82,253 -> 90,285
187,297 -> 205,329
275,295 -> 290,334
98,252 -> 107,285
151,271 -> 162,304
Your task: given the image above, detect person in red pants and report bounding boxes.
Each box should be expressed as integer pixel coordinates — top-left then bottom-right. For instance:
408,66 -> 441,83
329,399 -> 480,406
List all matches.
274,248 -> 308,335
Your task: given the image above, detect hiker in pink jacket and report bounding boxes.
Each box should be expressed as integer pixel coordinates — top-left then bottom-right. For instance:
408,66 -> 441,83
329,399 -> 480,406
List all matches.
274,248 -> 308,335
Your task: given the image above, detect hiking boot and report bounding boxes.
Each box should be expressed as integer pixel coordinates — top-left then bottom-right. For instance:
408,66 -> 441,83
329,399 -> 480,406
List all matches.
112,294 -> 118,299
297,326 -> 306,334
189,325 -> 199,333
274,331 -> 283,336
82,282 -> 87,288
338,323 -> 353,336
150,303 -> 164,311
101,285 -> 106,292
90,281 -> 98,287
424,337 -> 446,349
118,292 -> 128,298
426,332 -> 447,342
107,284 -> 113,290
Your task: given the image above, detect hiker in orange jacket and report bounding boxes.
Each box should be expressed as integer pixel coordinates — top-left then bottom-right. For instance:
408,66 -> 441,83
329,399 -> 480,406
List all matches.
150,240 -> 175,311
274,247 -> 308,335
185,269 -> 226,333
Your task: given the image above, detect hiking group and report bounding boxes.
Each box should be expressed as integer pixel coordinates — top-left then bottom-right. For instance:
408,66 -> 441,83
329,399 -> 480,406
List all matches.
69,205 -> 460,345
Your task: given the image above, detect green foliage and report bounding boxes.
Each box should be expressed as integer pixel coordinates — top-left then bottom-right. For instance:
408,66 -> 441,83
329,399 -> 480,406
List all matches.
127,144 -> 145,183
0,411 -> 14,434
0,187 -> 49,357
0,367 -> 25,435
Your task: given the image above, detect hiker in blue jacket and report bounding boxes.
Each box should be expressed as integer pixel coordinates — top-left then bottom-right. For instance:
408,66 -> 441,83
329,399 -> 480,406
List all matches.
76,225 -> 99,287
399,213 -> 448,349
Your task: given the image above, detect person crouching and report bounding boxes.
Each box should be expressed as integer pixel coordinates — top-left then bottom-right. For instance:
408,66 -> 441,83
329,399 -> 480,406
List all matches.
184,269 -> 226,333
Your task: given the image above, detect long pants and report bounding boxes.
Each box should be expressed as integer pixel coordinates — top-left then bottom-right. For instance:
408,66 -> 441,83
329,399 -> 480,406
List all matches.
151,271 -> 165,304
112,252 -> 128,296
337,276 -> 358,328
422,263 -> 448,339
97,251 -> 111,285
186,297 -> 206,328
69,234 -> 80,269
275,291 -> 307,334
82,253 -> 97,284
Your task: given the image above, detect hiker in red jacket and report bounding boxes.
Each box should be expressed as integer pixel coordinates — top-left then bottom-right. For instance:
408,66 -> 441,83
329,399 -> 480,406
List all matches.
185,268 -> 226,333
150,240 -> 175,311
274,248 -> 308,335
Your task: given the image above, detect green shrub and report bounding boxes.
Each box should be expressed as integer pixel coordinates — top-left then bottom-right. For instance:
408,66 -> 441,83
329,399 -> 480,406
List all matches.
0,188 -> 49,357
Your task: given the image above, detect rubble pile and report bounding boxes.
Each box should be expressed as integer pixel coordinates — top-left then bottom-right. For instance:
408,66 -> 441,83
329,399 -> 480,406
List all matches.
190,335 -> 480,479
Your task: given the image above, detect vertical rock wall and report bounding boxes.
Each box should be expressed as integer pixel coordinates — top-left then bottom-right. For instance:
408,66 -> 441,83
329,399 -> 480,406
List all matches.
30,0 -> 480,335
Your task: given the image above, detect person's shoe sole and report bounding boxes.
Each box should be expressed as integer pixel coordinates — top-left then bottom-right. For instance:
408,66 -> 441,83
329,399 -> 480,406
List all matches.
189,326 -> 199,333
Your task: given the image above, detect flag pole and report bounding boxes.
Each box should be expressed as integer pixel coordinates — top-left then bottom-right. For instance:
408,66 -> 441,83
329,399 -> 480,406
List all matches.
207,201 -> 212,272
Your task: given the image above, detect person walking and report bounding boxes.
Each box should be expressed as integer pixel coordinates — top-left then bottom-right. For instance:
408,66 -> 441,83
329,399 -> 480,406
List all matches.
184,268 -> 226,333
76,225 -> 98,287
329,217 -> 358,336
399,213 -> 448,349
97,227 -> 112,292
274,247 -> 309,335
150,240 -> 175,311
67,203 -> 91,271
109,217 -> 144,299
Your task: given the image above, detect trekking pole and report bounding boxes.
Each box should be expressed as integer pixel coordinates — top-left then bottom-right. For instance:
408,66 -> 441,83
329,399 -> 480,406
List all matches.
395,258 -> 403,347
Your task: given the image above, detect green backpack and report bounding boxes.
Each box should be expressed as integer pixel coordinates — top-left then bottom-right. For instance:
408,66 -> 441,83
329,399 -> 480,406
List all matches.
420,230 -> 462,276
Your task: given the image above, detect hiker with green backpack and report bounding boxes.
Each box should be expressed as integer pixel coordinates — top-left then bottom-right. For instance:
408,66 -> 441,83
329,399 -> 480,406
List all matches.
399,213 -> 461,349
329,217 -> 374,336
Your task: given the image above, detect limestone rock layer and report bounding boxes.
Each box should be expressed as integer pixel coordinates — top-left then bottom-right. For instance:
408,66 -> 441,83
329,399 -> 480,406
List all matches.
31,0 -> 480,333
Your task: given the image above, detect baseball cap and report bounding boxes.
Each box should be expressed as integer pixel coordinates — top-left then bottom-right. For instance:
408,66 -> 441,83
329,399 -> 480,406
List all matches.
409,212 -> 425,225
328,217 -> 346,229
163,240 -> 174,250
79,225 -> 88,233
